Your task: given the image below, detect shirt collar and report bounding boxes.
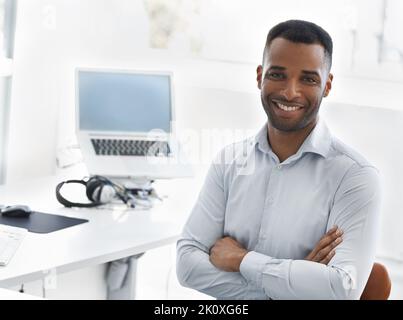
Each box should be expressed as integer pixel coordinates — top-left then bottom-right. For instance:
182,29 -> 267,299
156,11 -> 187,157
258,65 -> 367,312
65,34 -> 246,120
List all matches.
255,124 -> 271,154
254,117 -> 332,159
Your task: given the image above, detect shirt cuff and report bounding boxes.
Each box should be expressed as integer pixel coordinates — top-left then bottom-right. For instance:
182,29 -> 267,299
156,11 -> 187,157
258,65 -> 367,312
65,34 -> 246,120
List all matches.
239,251 -> 270,286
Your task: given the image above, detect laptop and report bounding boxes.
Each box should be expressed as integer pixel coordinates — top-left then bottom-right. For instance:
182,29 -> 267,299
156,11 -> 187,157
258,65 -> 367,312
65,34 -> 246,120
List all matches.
75,68 -> 192,180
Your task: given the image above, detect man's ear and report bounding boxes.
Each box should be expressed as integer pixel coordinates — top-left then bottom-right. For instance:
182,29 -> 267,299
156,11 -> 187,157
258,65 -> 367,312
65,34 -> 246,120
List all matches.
257,65 -> 263,90
323,73 -> 333,97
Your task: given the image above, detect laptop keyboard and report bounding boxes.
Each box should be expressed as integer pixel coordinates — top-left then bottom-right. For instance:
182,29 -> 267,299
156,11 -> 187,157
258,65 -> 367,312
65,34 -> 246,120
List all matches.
91,139 -> 171,156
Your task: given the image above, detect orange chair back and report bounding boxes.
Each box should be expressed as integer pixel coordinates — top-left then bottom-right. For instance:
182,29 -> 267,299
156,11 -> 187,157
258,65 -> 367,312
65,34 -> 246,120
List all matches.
360,262 -> 391,300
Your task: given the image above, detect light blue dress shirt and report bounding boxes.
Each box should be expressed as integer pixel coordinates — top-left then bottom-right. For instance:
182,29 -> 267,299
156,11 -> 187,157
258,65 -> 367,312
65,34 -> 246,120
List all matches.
176,119 -> 381,299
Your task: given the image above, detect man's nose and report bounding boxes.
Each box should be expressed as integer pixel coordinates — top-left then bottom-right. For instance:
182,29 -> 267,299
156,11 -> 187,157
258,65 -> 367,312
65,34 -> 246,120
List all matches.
279,80 -> 301,100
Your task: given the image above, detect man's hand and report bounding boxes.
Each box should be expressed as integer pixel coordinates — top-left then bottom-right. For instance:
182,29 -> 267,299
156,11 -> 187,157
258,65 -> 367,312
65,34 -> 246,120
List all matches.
305,226 -> 343,264
209,236 -> 248,272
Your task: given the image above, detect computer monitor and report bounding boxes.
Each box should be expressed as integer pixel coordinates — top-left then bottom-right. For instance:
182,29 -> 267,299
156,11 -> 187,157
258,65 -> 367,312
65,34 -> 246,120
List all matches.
75,68 -> 192,180
78,70 -> 173,134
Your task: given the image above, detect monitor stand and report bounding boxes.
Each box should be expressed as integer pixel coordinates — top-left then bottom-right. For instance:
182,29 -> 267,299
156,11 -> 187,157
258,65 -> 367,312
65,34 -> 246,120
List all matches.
108,177 -> 161,208
119,178 -> 154,191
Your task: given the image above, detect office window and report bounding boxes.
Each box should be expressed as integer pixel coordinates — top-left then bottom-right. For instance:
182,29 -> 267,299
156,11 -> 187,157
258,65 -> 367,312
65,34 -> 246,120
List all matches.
379,0 -> 403,65
0,1 -> 4,51
0,0 -> 15,72
0,0 -> 16,184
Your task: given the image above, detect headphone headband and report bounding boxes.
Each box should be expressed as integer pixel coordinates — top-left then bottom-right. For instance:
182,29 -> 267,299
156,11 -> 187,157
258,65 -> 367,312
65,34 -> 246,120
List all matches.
56,179 -> 103,208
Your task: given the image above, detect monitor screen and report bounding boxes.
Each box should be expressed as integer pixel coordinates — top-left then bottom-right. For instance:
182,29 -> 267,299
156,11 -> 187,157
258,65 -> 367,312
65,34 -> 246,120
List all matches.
78,70 -> 172,133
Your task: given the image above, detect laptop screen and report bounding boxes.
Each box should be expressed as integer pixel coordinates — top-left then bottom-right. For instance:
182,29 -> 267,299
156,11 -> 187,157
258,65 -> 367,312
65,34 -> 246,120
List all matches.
78,70 -> 172,133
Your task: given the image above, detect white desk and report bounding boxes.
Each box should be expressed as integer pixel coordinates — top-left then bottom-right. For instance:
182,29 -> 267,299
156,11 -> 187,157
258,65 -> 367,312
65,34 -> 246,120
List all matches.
0,166 -> 201,298
0,288 -> 43,300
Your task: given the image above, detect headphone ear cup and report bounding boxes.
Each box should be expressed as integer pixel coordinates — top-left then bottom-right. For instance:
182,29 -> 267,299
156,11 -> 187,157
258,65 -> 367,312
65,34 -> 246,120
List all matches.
99,185 -> 116,203
86,179 -> 105,202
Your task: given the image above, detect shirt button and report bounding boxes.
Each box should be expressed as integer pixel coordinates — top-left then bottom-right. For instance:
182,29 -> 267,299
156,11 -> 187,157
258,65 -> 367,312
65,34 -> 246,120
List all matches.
267,197 -> 274,204
277,165 -> 282,169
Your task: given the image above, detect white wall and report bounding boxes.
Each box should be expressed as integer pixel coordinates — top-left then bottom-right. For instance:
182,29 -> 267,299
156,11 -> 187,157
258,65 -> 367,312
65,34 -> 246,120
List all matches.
321,103 -> 403,260
6,0 -> 150,182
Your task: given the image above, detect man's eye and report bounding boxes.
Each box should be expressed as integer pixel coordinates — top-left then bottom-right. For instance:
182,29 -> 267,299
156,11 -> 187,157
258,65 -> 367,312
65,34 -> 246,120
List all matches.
302,77 -> 317,84
267,73 -> 284,79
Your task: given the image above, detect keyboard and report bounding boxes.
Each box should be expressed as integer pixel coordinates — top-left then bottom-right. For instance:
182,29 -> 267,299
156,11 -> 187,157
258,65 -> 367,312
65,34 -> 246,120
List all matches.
91,139 -> 171,156
0,225 -> 28,266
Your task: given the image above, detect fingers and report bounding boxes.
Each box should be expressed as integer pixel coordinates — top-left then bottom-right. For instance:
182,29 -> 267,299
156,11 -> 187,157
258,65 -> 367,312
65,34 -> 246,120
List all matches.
327,225 -> 338,235
316,236 -> 342,261
317,227 -> 343,250
320,249 -> 336,264
306,226 -> 338,259
306,226 -> 344,263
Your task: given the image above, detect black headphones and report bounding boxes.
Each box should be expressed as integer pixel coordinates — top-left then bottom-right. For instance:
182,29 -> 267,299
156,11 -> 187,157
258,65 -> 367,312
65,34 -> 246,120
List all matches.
56,175 -> 136,208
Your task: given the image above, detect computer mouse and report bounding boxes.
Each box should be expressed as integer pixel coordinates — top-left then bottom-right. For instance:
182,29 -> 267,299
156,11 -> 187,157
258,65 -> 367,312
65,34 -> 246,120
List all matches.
1,205 -> 32,218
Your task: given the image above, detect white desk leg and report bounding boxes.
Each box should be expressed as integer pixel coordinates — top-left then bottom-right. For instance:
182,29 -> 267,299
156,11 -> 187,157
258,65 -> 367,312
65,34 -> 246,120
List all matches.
106,253 -> 144,300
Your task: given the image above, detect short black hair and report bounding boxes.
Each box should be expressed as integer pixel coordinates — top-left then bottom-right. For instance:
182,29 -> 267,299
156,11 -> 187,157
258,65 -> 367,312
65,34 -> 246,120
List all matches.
263,20 -> 333,71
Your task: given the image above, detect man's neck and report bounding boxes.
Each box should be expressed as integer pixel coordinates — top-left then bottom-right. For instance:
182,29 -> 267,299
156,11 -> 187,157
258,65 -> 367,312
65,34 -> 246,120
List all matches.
267,120 -> 317,163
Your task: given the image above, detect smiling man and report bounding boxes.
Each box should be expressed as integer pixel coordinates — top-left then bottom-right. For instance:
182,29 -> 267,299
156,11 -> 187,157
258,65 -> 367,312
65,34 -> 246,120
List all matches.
176,20 -> 381,299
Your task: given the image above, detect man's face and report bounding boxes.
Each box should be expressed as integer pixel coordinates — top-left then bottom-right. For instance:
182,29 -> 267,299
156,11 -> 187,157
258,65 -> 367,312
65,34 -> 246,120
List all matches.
257,37 -> 333,132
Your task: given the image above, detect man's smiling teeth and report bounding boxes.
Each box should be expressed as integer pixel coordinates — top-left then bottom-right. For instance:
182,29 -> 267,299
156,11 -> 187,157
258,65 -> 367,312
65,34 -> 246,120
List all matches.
276,102 -> 302,112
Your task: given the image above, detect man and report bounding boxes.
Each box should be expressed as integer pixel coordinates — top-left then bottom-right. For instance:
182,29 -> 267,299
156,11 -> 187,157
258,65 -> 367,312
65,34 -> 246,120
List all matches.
176,20 -> 381,299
